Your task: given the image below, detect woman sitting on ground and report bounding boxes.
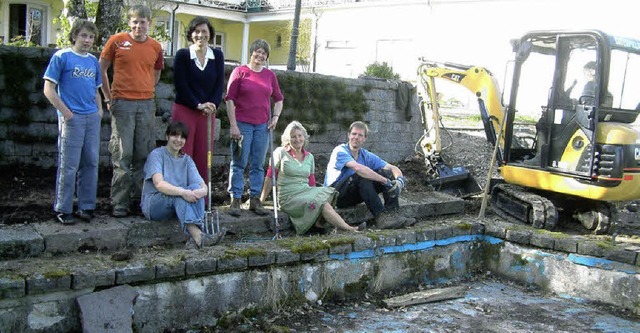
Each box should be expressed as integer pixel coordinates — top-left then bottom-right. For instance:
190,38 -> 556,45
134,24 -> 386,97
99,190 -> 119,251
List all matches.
260,120 -> 365,234
141,121 -> 224,249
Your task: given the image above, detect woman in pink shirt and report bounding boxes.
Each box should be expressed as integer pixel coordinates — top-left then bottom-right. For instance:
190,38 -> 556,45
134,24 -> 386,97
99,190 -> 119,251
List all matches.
225,39 -> 284,216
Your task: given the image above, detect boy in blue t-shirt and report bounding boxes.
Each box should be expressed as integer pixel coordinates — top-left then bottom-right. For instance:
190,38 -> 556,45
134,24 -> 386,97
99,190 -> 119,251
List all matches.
43,19 -> 103,224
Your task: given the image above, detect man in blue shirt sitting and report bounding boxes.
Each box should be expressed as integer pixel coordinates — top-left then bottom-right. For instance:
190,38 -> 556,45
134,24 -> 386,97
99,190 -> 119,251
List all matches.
324,121 -> 415,229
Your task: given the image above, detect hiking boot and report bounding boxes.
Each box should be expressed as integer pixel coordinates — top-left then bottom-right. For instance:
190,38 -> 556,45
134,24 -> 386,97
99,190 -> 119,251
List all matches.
249,197 -> 269,216
199,228 -> 227,248
111,207 -> 129,218
228,198 -> 242,217
55,212 -> 76,225
75,209 -> 94,222
375,211 -> 410,229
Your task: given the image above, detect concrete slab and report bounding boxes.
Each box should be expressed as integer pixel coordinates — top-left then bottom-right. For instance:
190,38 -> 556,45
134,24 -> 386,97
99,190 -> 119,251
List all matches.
0,224 -> 44,259
77,285 -> 138,333
32,218 -> 128,255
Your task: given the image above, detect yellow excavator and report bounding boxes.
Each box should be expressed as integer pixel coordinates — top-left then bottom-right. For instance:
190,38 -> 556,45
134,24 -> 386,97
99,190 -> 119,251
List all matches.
417,30 -> 640,233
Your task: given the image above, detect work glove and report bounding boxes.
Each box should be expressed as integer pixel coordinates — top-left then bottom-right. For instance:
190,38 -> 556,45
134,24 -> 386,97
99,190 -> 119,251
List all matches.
386,176 -> 406,199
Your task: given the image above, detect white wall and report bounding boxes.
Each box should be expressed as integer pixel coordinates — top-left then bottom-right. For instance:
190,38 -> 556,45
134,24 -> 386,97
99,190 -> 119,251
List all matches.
313,0 -> 638,83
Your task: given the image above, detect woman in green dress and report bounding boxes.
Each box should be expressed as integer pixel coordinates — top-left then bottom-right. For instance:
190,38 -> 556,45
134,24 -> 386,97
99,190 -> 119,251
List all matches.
260,121 -> 365,234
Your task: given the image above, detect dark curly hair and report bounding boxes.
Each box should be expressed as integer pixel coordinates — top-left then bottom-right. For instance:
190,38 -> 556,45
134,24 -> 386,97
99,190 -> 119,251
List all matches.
185,16 -> 215,43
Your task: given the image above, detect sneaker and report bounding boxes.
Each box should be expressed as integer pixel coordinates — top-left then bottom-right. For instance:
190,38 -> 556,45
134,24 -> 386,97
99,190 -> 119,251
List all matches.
185,238 -> 198,250
249,197 -> 269,216
55,212 -> 76,225
111,207 -> 129,218
75,209 -> 94,222
199,228 -> 227,248
228,198 -> 241,217
357,222 -> 367,231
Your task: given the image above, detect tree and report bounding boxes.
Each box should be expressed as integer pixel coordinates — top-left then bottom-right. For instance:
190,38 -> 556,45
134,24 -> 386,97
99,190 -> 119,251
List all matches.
286,0 -> 302,71
95,0 -> 124,47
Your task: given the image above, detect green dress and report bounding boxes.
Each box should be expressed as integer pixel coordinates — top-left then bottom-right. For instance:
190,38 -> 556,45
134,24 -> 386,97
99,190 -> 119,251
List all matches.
273,146 -> 338,234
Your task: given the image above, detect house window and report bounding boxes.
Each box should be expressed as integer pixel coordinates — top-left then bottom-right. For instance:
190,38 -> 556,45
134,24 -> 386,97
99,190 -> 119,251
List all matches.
8,3 -> 46,46
154,20 -> 170,55
212,32 -> 224,52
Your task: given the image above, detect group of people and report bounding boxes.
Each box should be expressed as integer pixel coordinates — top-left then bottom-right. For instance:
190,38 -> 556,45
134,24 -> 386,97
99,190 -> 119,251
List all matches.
43,5 -> 413,250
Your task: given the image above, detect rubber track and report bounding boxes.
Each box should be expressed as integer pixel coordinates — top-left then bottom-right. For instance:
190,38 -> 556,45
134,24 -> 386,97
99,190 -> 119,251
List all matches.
491,184 -> 558,230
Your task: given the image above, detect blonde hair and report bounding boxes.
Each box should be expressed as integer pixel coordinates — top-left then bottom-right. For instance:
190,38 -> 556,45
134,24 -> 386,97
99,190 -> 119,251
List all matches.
281,121 -> 309,148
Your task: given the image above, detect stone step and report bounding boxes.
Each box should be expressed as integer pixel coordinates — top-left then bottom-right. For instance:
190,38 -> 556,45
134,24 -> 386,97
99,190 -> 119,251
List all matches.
0,191 -> 464,260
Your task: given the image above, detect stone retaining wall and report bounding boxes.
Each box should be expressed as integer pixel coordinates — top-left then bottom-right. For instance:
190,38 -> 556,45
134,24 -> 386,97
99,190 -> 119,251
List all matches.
1,219 -> 640,332
0,46 -> 422,168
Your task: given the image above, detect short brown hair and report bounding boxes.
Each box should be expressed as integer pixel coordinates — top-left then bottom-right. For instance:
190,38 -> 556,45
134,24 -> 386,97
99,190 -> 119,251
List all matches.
349,121 -> 369,137
249,39 -> 271,59
128,4 -> 152,20
69,19 -> 98,44
185,16 -> 215,42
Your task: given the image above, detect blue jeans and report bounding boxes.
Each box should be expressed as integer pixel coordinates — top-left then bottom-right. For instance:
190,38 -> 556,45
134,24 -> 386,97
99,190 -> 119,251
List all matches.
108,99 -> 156,210
228,121 -> 269,198
144,184 -> 205,235
54,112 -> 101,214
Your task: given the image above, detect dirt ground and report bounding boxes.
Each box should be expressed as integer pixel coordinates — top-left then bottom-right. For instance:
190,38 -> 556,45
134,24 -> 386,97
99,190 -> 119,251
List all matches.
0,127 -> 484,225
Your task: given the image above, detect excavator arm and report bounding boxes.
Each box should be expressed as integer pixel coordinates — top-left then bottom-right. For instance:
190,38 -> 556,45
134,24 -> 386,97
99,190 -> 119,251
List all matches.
417,61 -> 505,157
415,60 -> 506,197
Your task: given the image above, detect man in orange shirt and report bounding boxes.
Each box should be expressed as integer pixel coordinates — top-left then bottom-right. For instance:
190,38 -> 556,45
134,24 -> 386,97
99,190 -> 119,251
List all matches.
99,4 -> 164,217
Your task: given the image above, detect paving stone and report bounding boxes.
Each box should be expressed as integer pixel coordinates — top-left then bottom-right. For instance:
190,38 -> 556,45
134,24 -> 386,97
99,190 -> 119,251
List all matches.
155,261 -> 186,279
433,226 -> 454,240
33,218 -> 128,255
185,256 -> 218,275
248,252 -> 276,267
530,233 -> 555,250
329,243 -> 353,255
300,248 -> 329,262
26,273 -> 71,295
484,220 -> 507,239
374,233 -> 398,247
605,249 -> 638,265
353,236 -> 376,252
72,269 -> 116,290
505,229 -> 532,246
77,285 -> 138,333
0,225 -> 44,259
216,256 -> 247,272
0,276 -> 25,298
395,230 -> 417,245
115,264 -> 155,284
554,237 -> 579,253
470,223 -> 485,235
274,248 -> 300,264
124,219 -> 186,249
415,228 -> 436,242
577,241 -> 610,258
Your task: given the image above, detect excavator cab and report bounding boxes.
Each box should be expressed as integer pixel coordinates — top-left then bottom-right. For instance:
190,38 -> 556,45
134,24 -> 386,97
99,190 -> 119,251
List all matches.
493,30 -> 640,233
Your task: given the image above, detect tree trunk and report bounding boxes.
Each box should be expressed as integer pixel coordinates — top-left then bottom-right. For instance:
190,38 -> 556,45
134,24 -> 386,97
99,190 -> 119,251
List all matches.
95,0 -> 124,47
286,0 -> 302,71
66,0 -> 87,20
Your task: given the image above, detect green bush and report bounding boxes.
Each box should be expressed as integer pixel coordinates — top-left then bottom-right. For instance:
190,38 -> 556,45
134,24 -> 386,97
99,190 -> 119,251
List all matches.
361,61 -> 400,80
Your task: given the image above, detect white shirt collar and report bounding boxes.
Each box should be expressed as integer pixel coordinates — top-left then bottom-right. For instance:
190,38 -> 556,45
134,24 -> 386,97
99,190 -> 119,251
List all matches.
189,45 -> 215,70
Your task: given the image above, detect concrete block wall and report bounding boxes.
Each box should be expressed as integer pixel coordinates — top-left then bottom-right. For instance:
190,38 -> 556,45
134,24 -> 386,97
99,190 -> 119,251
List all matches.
0,46 -> 423,168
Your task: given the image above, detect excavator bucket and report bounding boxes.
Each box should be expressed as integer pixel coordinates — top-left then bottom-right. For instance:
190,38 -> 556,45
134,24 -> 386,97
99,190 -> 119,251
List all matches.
426,161 -> 482,198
